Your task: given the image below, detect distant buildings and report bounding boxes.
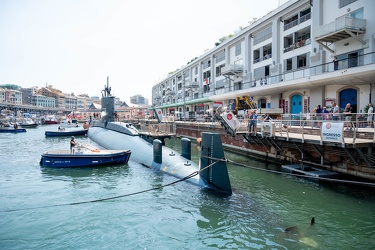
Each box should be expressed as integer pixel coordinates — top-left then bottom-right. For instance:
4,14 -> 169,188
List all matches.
130,94 -> 149,106
0,84 -> 151,120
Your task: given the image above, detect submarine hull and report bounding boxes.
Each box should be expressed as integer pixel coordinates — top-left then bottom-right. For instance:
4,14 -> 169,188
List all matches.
88,125 -> 202,186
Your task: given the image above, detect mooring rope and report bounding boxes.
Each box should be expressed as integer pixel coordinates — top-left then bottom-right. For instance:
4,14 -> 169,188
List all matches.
1,160 -> 221,213
200,155 -> 375,187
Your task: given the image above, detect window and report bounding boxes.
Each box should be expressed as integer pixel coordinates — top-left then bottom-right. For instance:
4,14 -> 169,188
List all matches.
258,98 -> 267,109
215,79 -> 225,89
263,44 -> 272,60
216,51 -> 225,63
253,26 -> 272,45
348,8 -> 364,19
203,71 -> 211,82
253,49 -> 260,63
297,54 -> 307,68
216,64 -> 225,77
235,44 -> 241,56
286,58 -> 293,71
339,0 -> 357,8
283,34 -> 294,52
203,60 -> 211,69
203,85 -> 210,93
284,14 -> 298,31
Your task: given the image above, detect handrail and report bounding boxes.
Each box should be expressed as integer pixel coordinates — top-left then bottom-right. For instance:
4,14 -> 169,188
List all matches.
224,112 -> 374,144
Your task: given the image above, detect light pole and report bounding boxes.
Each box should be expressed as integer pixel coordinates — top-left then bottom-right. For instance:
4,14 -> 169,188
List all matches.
183,73 -> 186,121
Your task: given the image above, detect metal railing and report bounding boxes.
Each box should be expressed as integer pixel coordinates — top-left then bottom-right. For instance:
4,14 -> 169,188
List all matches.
233,113 -> 375,144
314,16 -> 366,38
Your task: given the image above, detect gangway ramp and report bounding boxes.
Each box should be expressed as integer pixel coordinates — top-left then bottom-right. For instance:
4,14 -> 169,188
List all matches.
215,111 -> 248,136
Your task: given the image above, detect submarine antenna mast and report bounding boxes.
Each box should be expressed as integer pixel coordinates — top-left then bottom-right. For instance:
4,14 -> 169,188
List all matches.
103,76 -> 111,97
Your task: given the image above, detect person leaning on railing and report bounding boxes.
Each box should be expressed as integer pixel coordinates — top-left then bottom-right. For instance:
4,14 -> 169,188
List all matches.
332,103 -> 340,121
343,103 -> 353,130
323,106 -> 330,120
367,103 -> 374,128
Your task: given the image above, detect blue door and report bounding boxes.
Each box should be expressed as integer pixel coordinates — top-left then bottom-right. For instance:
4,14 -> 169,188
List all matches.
291,95 -> 302,114
340,89 -> 357,112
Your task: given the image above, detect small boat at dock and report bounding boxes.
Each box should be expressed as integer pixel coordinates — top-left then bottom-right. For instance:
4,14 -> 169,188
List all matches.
40,144 -> 131,168
59,119 -> 79,128
43,115 -> 60,124
19,118 -> 39,128
45,129 -> 88,137
0,128 -> 27,133
281,164 -> 339,179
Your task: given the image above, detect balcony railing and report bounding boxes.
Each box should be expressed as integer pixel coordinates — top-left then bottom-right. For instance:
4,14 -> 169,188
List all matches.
186,81 -> 199,88
315,16 -> 366,41
253,54 -> 272,64
284,19 -> 299,31
283,38 -> 311,53
284,13 -> 311,31
221,64 -> 244,76
153,52 -> 375,108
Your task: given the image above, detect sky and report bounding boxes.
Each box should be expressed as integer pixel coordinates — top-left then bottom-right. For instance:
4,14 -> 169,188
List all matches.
0,0 -> 288,106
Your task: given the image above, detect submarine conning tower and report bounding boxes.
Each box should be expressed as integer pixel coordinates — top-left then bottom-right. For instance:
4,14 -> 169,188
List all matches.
101,76 -> 116,122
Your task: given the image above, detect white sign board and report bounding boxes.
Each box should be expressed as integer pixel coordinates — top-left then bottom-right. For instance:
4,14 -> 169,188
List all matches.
321,122 -> 344,143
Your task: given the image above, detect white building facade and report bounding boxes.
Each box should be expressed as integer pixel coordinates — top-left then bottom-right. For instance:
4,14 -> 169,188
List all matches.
152,0 -> 375,118
32,95 -> 56,107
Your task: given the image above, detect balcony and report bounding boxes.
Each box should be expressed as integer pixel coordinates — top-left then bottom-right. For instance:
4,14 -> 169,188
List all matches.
221,64 -> 244,76
186,81 -> 199,89
165,89 -> 175,96
283,38 -> 311,53
154,95 -> 162,100
315,16 -> 366,45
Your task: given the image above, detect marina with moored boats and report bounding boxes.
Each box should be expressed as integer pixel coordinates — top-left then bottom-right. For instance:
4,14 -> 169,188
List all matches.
1,1 -> 375,248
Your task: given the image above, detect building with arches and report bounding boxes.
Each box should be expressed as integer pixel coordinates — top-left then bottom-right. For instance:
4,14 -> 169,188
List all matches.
152,0 -> 375,119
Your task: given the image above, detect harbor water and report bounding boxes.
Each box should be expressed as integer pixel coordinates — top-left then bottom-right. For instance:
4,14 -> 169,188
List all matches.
1,125 -> 375,249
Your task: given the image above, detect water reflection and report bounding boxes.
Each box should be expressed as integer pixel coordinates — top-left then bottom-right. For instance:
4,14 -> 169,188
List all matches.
40,164 -> 130,179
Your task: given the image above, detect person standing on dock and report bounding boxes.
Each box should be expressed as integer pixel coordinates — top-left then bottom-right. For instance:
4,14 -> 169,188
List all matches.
367,103 -> 373,128
323,106 -> 330,120
315,105 -> 322,128
249,111 -> 258,133
332,103 -> 340,121
344,103 -> 353,130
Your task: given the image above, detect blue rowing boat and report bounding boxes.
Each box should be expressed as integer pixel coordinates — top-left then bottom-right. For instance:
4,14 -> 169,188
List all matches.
0,128 -> 27,133
40,145 -> 131,168
45,129 -> 88,137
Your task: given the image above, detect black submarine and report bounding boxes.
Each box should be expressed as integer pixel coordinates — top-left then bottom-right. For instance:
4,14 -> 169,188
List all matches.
88,80 -> 232,195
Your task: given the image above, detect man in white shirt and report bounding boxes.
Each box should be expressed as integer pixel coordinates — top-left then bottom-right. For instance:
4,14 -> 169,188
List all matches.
367,103 -> 373,128
332,103 -> 340,121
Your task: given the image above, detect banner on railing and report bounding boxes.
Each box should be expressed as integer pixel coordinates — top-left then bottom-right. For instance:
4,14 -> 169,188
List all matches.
155,109 -> 163,123
321,122 -> 344,143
